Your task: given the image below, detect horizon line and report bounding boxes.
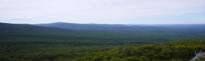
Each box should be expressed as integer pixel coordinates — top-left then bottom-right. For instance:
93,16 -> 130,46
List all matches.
1,21 -> 205,25
0,21 -> 205,25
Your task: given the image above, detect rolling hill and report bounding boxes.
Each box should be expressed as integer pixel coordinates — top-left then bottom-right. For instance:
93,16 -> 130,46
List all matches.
37,22 -> 205,31
0,22 -> 205,44
1,22 -> 205,61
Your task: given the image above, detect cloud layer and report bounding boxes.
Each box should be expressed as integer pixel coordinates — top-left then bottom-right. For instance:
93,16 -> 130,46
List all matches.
0,0 -> 205,24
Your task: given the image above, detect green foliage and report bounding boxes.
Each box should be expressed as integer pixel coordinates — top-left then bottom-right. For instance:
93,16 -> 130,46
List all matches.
75,41 -> 205,61
0,40 -> 205,61
1,23 -> 205,43
1,23 -> 205,61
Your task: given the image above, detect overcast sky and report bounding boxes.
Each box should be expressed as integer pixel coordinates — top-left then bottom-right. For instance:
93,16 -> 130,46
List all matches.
0,0 -> 205,24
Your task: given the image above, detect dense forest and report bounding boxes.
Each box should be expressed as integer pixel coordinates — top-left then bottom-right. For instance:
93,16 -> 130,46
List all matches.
1,39 -> 205,61
0,22 -> 205,61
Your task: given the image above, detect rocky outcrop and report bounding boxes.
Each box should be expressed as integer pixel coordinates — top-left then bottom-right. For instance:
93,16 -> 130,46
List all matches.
190,51 -> 205,61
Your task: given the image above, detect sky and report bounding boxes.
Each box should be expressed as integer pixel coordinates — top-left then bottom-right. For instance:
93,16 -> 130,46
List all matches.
0,0 -> 205,24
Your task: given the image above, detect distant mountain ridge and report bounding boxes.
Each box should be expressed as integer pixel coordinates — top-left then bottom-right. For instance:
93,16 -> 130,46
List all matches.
36,22 -> 205,31
1,22 -> 205,43
36,22 -> 160,31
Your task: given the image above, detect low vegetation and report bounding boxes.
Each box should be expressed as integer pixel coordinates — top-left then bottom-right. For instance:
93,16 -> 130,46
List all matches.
0,39 -> 204,61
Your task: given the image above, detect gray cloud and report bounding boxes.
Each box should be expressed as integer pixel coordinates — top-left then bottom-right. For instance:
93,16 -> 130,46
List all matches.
0,0 -> 205,24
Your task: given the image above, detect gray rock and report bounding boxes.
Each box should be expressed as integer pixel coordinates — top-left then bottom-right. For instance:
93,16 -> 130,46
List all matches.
190,51 -> 205,61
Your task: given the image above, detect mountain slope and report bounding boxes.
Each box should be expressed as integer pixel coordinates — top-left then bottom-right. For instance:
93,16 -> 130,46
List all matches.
0,23 -> 81,41
1,22 -> 205,61
1,22 -> 205,44
36,22 -> 160,31
37,22 -> 205,31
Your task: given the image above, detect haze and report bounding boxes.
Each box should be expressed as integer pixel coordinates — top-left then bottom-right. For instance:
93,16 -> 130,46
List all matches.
0,0 -> 205,24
